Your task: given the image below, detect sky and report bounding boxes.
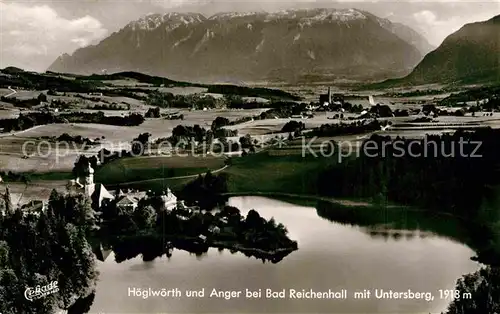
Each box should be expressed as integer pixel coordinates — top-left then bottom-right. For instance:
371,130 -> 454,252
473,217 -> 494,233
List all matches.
0,0 -> 499,71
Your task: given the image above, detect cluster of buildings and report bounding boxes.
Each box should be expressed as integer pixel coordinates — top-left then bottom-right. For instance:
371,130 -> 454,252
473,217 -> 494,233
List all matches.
1,161 -> 179,217
67,162 -> 178,211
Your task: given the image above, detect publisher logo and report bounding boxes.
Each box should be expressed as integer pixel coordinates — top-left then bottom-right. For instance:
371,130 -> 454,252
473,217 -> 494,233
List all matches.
24,281 -> 59,301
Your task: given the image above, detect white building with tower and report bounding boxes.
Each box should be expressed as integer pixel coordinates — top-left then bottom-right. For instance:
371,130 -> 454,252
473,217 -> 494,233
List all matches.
68,162 -> 177,210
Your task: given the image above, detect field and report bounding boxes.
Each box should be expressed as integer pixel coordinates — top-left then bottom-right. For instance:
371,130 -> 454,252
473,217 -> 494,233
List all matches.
2,74 -> 498,207
222,153 -> 335,194
1,154 -> 226,204
94,155 -> 226,185
100,151 -> 335,194
3,108 -> 500,174
0,108 -> 267,173
8,108 -> 267,141
6,181 -> 68,206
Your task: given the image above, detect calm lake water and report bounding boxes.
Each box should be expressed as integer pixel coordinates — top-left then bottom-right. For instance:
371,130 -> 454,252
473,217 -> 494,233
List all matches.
91,196 -> 480,313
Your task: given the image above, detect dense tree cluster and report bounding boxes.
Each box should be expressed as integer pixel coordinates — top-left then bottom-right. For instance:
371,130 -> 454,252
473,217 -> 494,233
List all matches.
0,111 -> 144,133
0,171 -> 31,184
211,117 -> 230,131
281,120 -> 305,133
0,190 -> 99,314
131,133 -> 151,156
0,96 -> 40,108
444,266 -> 499,314
341,103 -> 364,113
99,194 -> 295,264
439,85 -> 500,107
179,171 -> 229,210
369,104 -> 393,117
309,120 -> 388,138
86,103 -> 129,111
317,129 -> 500,263
72,155 -> 99,179
145,91 -> 224,109
239,134 -> 256,151
145,107 -> 161,118
171,124 -> 208,145
55,133 -> 98,145
0,70 -> 104,92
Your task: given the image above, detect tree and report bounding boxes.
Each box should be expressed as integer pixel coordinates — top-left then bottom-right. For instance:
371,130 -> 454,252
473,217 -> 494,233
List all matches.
37,93 -> 48,102
48,190 -> 99,234
211,116 -> 230,131
221,206 -> 240,218
281,121 -> 305,133
131,133 -> 151,156
72,155 -> 98,178
133,206 -> 157,230
245,209 -> 262,228
239,134 -> 253,149
3,187 -> 13,215
145,107 -> 160,118
0,195 -> 99,314
444,267 -> 500,314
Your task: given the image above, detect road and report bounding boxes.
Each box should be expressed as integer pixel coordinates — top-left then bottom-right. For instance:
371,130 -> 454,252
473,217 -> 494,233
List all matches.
11,165 -> 230,191
5,86 -> 17,98
104,164 -> 230,185
0,125 -> 44,138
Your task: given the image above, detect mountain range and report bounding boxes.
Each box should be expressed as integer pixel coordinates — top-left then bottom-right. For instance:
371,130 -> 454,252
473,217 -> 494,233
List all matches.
400,14 -> 500,85
48,9 -> 433,83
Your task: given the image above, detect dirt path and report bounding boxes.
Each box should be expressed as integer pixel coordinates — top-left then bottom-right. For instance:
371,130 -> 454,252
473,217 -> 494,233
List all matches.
0,125 -> 44,138
25,164 -> 229,189
6,86 -> 17,98
111,164 -> 229,185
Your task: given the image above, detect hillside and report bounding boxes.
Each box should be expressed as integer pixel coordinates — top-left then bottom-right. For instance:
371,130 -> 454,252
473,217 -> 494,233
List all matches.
398,14 -> 500,86
47,9 -> 427,83
0,68 -> 300,101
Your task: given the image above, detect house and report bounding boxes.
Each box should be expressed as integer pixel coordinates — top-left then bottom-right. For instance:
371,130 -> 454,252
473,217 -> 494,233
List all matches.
161,188 -> 177,210
67,162 -> 149,210
91,183 -> 115,209
67,161 -> 180,214
115,195 -> 139,211
198,235 -> 207,242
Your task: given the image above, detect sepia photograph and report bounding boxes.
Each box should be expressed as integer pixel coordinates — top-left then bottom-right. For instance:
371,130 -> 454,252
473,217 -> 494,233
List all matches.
0,0 -> 499,313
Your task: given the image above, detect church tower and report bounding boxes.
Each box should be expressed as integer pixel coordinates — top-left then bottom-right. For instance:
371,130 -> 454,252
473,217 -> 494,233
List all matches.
328,87 -> 332,104
82,162 -> 95,198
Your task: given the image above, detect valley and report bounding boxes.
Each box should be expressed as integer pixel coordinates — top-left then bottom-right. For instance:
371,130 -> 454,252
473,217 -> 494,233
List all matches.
0,5 -> 499,314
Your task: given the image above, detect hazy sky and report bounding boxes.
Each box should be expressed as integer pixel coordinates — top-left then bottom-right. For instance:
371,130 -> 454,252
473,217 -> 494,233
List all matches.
1,0 -> 499,71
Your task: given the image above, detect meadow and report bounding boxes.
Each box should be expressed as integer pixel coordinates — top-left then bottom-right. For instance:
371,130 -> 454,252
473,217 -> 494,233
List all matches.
94,155 -> 226,185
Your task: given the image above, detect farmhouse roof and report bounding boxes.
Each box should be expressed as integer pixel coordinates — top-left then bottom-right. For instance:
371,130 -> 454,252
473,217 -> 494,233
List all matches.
92,184 -> 114,205
116,195 -> 138,206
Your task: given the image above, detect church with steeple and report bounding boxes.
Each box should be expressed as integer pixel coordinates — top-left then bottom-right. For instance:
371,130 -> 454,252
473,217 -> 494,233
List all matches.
68,161 -> 177,211
68,162 -> 114,208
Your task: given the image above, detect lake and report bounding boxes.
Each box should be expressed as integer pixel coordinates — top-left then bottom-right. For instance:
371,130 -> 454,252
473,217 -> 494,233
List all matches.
91,196 -> 480,313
